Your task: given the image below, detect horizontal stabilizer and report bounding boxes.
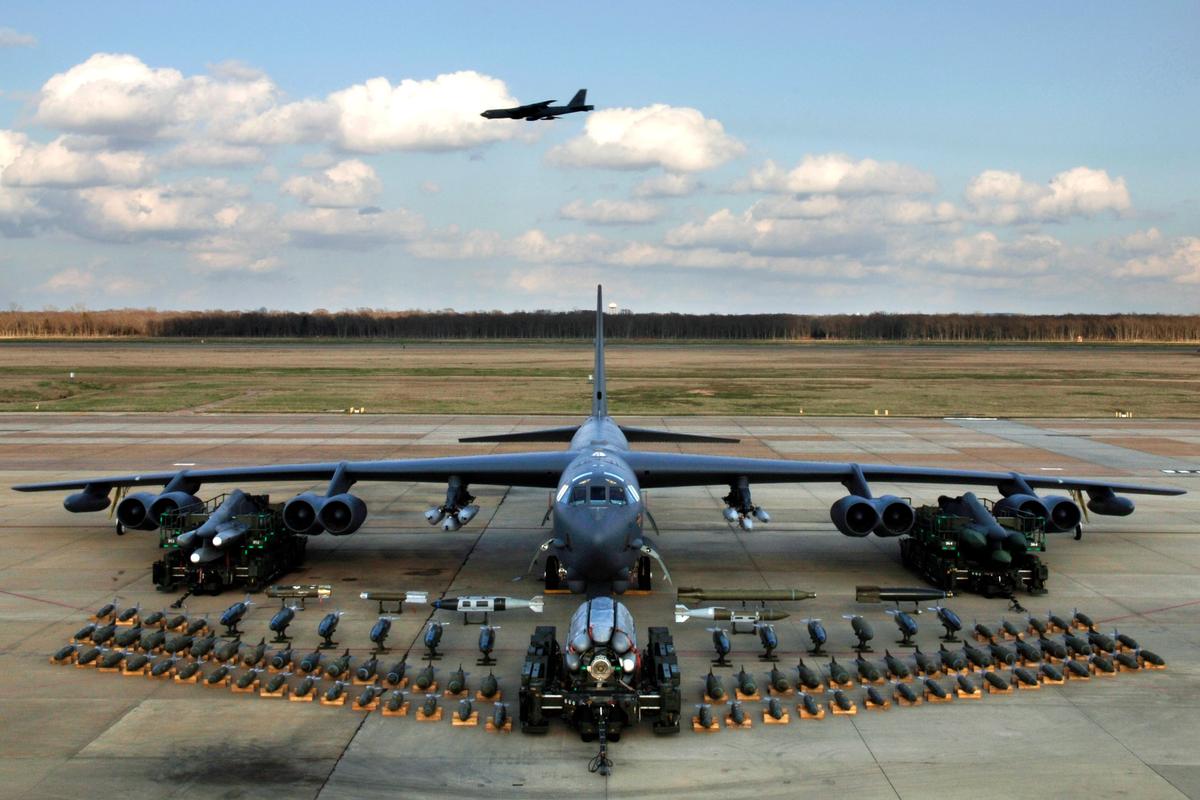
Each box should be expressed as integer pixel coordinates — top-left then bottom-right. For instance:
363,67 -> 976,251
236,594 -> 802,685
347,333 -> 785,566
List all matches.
619,426 -> 739,444
459,426 -> 579,443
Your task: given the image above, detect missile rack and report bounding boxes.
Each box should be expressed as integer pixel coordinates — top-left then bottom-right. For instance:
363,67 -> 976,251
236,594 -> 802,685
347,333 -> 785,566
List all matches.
899,501 -> 1048,598
152,493 -> 307,595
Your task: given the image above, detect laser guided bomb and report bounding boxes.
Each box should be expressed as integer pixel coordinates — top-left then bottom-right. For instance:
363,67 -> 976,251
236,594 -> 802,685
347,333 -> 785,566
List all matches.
518,596 -> 681,776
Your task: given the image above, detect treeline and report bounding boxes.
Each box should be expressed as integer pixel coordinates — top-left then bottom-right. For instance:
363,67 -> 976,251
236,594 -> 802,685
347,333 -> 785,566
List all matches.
1,309 -> 1199,341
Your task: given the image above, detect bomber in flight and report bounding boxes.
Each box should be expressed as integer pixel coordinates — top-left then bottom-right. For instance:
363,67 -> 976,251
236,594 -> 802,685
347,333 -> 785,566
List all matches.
481,88 -> 593,121
13,287 -> 1184,595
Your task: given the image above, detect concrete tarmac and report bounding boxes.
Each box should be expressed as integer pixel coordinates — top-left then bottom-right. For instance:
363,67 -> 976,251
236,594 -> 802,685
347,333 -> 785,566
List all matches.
1,413 -> 1198,799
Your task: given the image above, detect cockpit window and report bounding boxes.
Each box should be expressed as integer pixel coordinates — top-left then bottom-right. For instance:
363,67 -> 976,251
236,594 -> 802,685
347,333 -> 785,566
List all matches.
569,485 -> 587,505
590,485 -> 607,504
609,486 -> 627,505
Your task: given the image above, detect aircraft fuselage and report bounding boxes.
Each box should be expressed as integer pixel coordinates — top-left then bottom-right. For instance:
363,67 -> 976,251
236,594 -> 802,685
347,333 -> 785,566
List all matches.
549,416 -> 645,595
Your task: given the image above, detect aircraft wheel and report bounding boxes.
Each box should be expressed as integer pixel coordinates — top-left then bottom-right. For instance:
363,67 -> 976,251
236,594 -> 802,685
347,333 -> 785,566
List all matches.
636,556 -> 652,591
544,556 -> 562,591
1074,523 -> 1083,541
115,521 -> 126,536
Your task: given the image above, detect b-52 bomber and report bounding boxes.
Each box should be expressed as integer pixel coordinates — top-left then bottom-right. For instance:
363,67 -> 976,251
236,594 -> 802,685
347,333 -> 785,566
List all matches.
12,287 -> 1185,596
481,89 -> 593,121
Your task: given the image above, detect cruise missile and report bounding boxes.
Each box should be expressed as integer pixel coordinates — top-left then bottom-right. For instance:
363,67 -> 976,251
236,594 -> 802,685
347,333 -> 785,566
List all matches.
938,493 -> 1028,564
856,586 -> 951,604
674,604 -> 789,625
677,588 -> 815,603
430,595 -> 544,614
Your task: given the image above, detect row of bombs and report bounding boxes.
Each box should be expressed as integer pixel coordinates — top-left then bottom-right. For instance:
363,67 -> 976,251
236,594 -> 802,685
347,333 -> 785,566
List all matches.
721,605 -> 1165,667
70,599 -> 495,666
51,643 -> 514,729
691,647 -> 1166,731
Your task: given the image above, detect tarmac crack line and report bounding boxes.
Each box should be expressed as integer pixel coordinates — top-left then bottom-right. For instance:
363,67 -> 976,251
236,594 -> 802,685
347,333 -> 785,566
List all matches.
848,717 -> 902,799
313,486 -> 510,800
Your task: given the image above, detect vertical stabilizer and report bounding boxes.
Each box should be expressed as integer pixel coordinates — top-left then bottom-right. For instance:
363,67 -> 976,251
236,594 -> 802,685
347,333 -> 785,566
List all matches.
593,285 -> 607,417
569,89 -> 588,108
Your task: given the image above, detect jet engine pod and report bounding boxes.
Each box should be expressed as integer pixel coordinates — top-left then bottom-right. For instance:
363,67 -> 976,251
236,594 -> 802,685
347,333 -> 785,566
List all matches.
1040,495 -> 1082,532
872,495 -> 915,537
995,493 -> 1081,532
148,491 -> 202,521
283,493 -> 326,534
318,493 -> 367,535
115,492 -> 160,530
64,485 -> 111,513
1086,487 -> 1134,517
830,495 -> 880,537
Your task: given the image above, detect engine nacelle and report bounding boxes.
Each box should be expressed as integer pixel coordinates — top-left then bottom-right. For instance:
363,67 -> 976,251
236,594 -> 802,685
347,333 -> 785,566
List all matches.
1086,488 -> 1135,517
283,493 -> 327,534
148,491 -> 202,522
1041,495 -> 1083,532
64,486 -> 111,513
318,493 -> 367,535
995,493 -> 1081,533
830,495 -> 879,537
116,492 -> 161,530
872,495 -> 915,537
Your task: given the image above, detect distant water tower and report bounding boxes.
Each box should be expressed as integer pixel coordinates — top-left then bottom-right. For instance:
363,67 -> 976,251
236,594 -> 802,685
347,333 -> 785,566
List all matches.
607,302 -> 618,313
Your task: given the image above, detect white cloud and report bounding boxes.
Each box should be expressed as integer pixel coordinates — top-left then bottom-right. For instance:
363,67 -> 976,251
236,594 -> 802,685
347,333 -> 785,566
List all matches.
419,181 -> 441,195
282,159 -> 381,208
2,136 -> 153,187
160,141 -> 265,168
34,53 -> 277,140
741,154 -> 937,195
41,267 -> 96,291
66,180 -> 254,240
1117,235 -> 1200,284
0,131 -> 48,232
632,173 -> 700,198
964,166 -> 1130,223
560,198 -> 662,225
914,231 -> 1063,274
547,105 -> 744,172
0,27 -> 37,48
324,71 -> 522,152
283,206 -> 425,249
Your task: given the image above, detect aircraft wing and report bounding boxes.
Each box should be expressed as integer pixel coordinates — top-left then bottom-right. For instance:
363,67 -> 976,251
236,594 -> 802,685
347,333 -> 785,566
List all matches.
11,451 -> 578,493
620,452 -> 1185,496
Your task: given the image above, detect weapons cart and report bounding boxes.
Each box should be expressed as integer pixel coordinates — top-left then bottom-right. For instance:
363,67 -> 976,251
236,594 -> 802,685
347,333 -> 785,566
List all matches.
152,493 -> 306,595
519,598 -> 681,751
900,500 -> 1048,597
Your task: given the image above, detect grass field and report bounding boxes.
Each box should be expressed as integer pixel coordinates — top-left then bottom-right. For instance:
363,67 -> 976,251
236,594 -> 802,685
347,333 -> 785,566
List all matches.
1,340 -> 1198,417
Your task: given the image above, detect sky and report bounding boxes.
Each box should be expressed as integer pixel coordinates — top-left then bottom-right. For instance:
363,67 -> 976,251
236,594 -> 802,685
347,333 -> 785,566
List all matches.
1,2 -> 1198,314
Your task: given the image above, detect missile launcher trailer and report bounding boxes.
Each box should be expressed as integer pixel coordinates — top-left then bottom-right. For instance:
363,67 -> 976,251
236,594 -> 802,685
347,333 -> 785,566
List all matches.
518,598 -> 682,758
152,493 -> 306,595
900,498 -> 1049,598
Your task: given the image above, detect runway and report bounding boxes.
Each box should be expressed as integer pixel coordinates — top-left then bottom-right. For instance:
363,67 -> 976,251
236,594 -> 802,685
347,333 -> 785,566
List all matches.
2,413 -> 1198,799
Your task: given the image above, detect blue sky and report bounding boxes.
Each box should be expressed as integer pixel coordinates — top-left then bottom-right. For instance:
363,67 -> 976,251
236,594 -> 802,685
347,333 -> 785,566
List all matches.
1,2 -> 1198,313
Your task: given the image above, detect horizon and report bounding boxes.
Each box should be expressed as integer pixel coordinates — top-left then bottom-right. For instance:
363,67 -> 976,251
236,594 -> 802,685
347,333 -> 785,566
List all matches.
1,3 -> 1198,313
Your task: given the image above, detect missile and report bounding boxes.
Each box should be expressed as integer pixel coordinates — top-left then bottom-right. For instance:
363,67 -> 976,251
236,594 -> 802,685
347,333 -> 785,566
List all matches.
768,665 -> 790,693
414,663 -> 436,690
735,666 -> 757,696
795,658 -> 822,691
1012,666 -> 1040,687
999,619 -> 1022,639
357,686 -> 383,709
73,623 -> 97,642
893,680 -> 920,705
884,651 -> 911,680
113,626 -> 142,648
139,629 -> 166,651
914,647 -> 941,676
767,697 -> 787,720
705,669 -> 726,701
446,664 -> 468,695
855,657 -> 882,684
293,676 -> 318,697
430,595 -> 544,614
270,648 -> 294,670
799,691 -> 823,716
77,646 -> 102,665
421,695 -> 439,718
988,642 -> 1017,666
478,671 -> 499,699
210,521 -> 249,549
94,600 -> 118,620
149,657 -> 177,678
1087,630 -> 1116,653
234,669 -> 260,689
142,610 -> 166,628
1091,654 -> 1116,674
962,643 -> 994,670
938,644 -> 968,673
263,672 -> 290,693
385,690 -> 407,713
696,703 -> 716,729
268,606 -> 296,638
1015,638 -> 1042,663
213,638 -> 241,663
189,634 -> 217,658
324,648 -> 352,679
491,702 -> 508,729
242,638 -> 267,667
384,658 -> 408,686
298,650 -> 323,673
369,618 -> 392,648
831,690 -> 854,713
206,664 -> 231,685
856,586 -> 951,604
844,615 -> 874,651
677,588 -> 815,603
728,699 -> 748,726
324,681 -> 348,702
356,656 -> 379,682
219,597 -> 253,633
175,661 -> 201,681
674,604 -> 789,624
52,644 -> 77,663
803,618 -> 827,654
117,606 -> 140,623
99,650 -> 125,669
91,623 -> 117,645
267,584 -> 333,601
827,656 -> 852,686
